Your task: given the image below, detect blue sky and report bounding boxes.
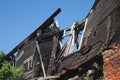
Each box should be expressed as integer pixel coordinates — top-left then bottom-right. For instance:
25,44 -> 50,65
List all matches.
0,0 -> 95,54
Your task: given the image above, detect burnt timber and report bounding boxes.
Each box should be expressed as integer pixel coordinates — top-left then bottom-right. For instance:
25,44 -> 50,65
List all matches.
6,0 -> 120,80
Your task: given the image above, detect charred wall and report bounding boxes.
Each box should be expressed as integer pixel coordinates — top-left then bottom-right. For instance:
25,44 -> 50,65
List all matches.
82,0 -> 120,47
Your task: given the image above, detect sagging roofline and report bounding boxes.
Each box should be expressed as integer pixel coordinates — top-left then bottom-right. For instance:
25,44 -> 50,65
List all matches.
6,0 -> 100,58
6,8 -> 61,58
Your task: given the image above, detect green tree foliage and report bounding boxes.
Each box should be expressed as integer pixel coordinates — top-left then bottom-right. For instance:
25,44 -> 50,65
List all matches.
0,51 -> 5,60
0,51 -> 24,80
82,74 -> 89,80
82,74 -> 107,80
0,51 -> 6,68
0,61 -> 24,80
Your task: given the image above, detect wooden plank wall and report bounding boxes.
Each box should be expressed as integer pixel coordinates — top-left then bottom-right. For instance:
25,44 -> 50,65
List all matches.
82,0 -> 120,47
87,0 -> 120,29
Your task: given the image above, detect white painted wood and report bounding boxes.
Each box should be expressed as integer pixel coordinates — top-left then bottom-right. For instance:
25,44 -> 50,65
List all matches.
16,50 -> 24,61
78,18 -> 89,50
36,40 -> 46,77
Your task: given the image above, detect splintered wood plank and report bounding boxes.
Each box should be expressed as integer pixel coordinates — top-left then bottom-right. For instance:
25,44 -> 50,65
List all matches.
31,76 -> 59,80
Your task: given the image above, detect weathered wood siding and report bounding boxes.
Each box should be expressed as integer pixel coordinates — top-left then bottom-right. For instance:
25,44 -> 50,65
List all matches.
82,0 -> 120,47
16,40 -> 35,67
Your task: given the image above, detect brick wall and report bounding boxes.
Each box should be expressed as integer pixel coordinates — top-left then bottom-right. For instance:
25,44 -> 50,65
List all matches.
102,46 -> 120,80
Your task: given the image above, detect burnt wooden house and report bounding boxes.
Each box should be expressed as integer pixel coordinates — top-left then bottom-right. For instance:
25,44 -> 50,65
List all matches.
6,8 -> 62,79
6,0 -> 120,80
